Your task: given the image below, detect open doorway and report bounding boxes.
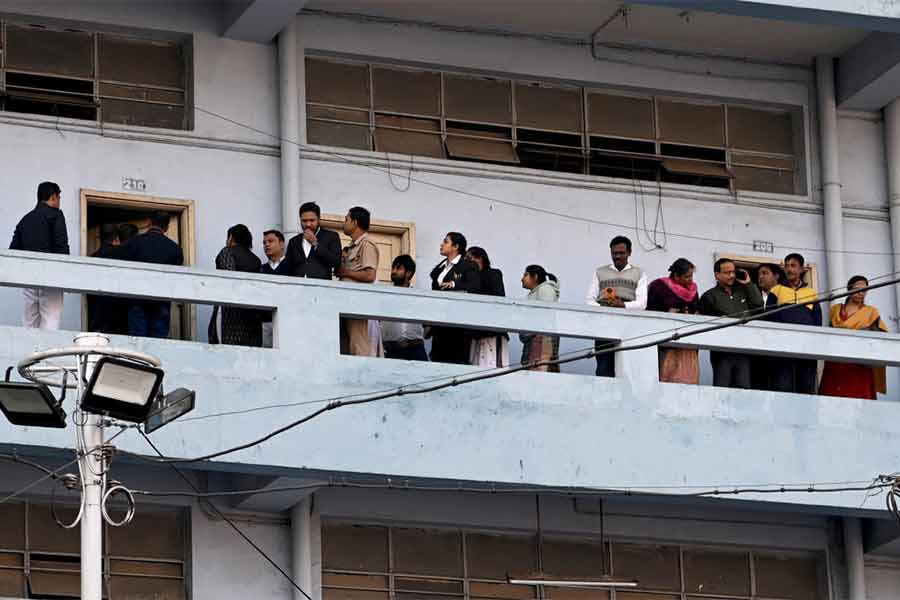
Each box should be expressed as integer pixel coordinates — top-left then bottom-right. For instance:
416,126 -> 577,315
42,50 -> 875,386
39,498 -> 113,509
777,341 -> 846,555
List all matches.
79,189 -> 197,340
319,214 -> 416,283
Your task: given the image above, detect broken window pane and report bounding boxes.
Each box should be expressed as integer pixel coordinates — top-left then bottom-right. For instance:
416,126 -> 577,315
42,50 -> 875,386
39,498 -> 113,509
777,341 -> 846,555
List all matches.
6,25 -> 93,78
588,93 -> 654,139
515,83 -> 583,132
308,106 -> 369,123
373,67 -> 440,116
306,58 -> 370,109
374,115 -> 443,157
445,74 -> 512,124
99,35 -> 185,89
658,100 -> 724,147
727,106 -> 794,154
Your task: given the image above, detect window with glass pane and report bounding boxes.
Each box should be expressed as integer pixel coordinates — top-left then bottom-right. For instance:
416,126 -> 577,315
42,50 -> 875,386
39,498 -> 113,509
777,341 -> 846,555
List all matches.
0,21 -> 190,129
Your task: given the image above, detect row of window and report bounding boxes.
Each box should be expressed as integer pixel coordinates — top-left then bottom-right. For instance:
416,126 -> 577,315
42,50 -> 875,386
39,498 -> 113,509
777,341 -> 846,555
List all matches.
306,57 -> 804,195
0,21 -> 189,130
0,501 -> 186,599
323,524 -> 821,600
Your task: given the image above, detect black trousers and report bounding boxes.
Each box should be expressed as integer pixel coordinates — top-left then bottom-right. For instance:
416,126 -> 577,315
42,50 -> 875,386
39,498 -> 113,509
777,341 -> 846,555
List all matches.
594,340 -> 616,377
771,359 -> 818,394
711,352 -> 752,389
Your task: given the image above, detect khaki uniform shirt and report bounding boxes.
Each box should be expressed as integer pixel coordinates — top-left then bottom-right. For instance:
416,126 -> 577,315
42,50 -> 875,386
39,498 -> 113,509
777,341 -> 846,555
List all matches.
340,233 -> 379,282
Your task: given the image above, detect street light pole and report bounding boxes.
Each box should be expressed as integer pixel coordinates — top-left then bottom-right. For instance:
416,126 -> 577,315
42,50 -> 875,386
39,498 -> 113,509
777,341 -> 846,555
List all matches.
75,333 -> 108,600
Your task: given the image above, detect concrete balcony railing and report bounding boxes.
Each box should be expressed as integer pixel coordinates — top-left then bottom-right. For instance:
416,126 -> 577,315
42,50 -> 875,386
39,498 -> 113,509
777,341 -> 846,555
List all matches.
0,250 -> 899,511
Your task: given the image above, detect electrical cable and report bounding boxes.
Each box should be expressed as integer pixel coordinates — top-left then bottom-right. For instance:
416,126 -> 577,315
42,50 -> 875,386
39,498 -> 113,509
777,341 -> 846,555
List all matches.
123,274 -> 900,465
192,104 -> 899,258
137,429 -> 314,600
0,456 -> 80,506
130,475 -> 891,501
160,268 -> 900,431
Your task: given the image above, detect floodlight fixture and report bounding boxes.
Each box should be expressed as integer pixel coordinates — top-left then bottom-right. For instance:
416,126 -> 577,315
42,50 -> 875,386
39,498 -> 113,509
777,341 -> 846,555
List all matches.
0,367 -> 67,428
143,388 -> 196,434
81,357 -> 164,423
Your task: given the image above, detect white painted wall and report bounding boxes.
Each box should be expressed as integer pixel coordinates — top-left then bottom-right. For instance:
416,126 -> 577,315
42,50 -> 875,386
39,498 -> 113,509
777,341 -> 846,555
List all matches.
865,561 -> 900,600
839,114 -> 888,211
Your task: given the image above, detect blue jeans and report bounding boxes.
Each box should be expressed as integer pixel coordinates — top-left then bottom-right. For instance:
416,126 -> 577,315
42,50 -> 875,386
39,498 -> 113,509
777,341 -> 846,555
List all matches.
128,302 -> 171,338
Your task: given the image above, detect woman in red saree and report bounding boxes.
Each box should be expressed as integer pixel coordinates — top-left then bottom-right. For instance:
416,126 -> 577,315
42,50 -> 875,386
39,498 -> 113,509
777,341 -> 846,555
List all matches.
819,275 -> 889,400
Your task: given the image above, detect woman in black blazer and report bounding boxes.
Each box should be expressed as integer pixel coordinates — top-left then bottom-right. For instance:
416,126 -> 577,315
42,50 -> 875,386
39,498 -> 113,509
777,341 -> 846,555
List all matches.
429,232 -> 480,364
465,246 -> 509,367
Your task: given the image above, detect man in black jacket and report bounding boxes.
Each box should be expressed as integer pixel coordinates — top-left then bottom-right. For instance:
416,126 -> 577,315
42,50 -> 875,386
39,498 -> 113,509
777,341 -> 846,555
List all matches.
283,202 -> 342,279
260,229 -> 289,347
9,181 -> 69,329
123,211 -> 184,338
88,224 -> 129,334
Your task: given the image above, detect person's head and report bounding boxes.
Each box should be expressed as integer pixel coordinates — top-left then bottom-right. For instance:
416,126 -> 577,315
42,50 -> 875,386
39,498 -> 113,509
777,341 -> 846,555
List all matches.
262,229 -> 285,260
668,258 -> 695,287
299,202 -> 321,232
609,235 -> 632,270
758,263 -> 784,292
149,211 -> 171,232
37,181 -> 61,208
117,223 -> 138,243
522,264 -> 548,290
99,223 -> 120,246
440,232 -> 467,258
784,253 -> 806,284
847,275 -> 869,304
390,254 -> 416,286
465,246 -> 491,271
227,224 -> 252,249
343,206 -> 370,237
714,258 -> 736,288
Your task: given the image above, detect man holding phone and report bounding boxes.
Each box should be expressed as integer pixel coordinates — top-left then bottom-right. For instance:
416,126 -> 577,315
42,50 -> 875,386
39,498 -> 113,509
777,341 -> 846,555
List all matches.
700,258 -> 763,388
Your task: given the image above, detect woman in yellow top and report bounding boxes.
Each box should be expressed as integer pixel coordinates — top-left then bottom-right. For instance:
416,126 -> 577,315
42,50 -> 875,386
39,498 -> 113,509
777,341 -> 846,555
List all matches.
818,275 -> 889,400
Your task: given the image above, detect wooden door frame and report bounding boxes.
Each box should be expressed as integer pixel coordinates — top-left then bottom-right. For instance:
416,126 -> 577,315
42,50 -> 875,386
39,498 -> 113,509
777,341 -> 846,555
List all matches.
319,214 -> 416,259
79,189 -> 198,340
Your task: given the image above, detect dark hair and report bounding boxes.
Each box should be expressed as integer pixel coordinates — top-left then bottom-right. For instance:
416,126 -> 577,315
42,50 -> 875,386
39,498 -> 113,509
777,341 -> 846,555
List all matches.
263,229 -> 285,243
117,223 -> 138,243
445,231 -> 467,254
392,254 -> 416,276
347,206 -> 371,231
609,235 -> 632,252
149,210 -> 171,231
547,273 -> 558,283
847,275 -> 868,290
524,264 -> 548,284
466,246 -> 491,269
37,181 -> 61,204
668,258 -> 695,277
759,262 -> 786,284
99,223 -> 119,244
228,224 -> 252,249
299,202 -> 321,218
714,258 -> 734,273
784,252 -> 805,266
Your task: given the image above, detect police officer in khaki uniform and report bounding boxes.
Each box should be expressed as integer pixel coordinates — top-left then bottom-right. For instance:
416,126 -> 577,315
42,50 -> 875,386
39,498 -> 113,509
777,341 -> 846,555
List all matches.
337,206 -> 380,356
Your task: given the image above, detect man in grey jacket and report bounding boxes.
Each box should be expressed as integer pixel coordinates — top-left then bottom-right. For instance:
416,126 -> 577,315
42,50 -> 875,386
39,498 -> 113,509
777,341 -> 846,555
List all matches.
9,181 -> 69,329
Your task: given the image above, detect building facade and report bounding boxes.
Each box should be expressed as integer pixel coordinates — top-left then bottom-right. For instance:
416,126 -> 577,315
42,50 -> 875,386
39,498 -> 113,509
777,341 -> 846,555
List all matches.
0,1 -> 900,599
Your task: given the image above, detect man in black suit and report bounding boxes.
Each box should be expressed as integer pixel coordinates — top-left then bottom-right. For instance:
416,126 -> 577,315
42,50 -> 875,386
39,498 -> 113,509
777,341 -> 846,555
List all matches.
428,231 -> 480,364
283,202 -> 342,279
88,224 -> 128,334
260,229 -> 289,347
123,211 -> 184,338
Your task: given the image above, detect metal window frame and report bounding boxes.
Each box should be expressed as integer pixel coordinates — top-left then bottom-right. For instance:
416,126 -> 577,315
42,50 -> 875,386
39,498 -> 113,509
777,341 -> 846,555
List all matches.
0,19 -> 191,131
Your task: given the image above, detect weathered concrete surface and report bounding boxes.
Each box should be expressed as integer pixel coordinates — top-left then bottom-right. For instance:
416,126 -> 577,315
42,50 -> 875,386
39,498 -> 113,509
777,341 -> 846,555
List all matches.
0,252 -> 899,511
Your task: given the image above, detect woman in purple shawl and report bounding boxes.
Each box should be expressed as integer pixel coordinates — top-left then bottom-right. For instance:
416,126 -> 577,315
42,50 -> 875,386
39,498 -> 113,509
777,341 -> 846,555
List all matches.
647,258 -> 700,384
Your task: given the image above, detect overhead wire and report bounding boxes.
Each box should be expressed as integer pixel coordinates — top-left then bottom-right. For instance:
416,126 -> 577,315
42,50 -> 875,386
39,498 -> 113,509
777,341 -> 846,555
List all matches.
137,429 -> 313,600
191,104 -> 900,258
122,273 -> 900,465
161,268 -> 900,426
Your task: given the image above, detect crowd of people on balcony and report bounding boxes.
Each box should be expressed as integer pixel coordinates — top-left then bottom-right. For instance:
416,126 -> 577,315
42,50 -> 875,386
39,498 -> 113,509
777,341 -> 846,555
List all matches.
7,182 -> 894,400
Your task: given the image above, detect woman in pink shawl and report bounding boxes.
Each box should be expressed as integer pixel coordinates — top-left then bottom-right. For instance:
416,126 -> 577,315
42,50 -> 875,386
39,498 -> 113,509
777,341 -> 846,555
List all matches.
647,258 -> 700,384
